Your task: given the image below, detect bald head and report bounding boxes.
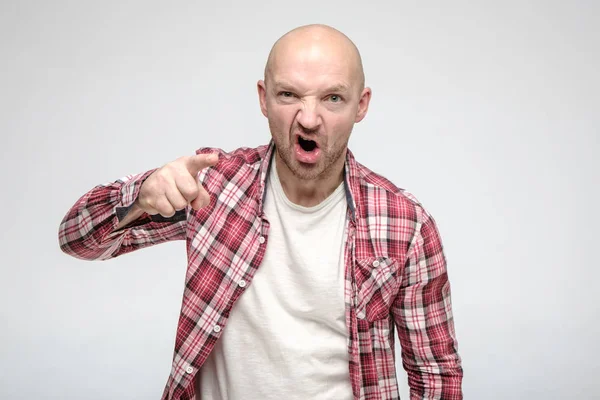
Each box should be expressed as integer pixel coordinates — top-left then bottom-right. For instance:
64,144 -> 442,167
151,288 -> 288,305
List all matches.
264,24 -> 365,92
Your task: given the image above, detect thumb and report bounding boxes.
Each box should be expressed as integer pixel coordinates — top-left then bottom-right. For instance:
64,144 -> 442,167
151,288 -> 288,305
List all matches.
185,152 -> 219,176
190,181 -> 211,210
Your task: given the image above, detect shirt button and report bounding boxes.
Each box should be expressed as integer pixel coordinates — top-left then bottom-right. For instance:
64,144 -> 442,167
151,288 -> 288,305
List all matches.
213,325 -> 221,333
372,260 -> 380,267
185,365 -> 194,374
258,236 -> 265,244
238,280 -> 246,288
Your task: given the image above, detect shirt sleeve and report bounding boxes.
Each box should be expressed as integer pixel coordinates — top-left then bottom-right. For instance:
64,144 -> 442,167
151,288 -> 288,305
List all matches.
58,169 -> 187,261
391,207 -> 464,399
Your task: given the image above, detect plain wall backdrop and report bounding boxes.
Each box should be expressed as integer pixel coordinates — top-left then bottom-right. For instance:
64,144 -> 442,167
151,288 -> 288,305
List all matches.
1,1 -> 598,399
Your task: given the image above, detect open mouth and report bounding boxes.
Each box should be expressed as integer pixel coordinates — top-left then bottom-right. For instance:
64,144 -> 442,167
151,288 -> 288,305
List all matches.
297,135 -> 318,152
294,133 -> 321,164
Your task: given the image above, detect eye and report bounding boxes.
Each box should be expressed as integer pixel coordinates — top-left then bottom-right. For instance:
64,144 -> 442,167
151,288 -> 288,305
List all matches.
327,94 -> 342,103
279,91 -> 295,98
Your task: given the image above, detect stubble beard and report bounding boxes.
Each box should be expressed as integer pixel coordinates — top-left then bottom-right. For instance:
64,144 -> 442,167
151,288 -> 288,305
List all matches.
273,132 -> 349,182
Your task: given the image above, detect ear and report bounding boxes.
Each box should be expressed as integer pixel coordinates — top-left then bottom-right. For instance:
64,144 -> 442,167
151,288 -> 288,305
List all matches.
354,87 -> 372,123
257,80 -> 268,118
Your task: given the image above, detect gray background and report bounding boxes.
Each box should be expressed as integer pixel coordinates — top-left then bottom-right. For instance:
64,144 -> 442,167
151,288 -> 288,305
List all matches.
1,1 -> 598,399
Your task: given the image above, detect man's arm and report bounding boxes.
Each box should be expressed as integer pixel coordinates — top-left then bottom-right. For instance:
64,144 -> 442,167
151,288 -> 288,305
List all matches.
58,152 -> 219,261
58,169 -> 187,261
391,208 -> 463,399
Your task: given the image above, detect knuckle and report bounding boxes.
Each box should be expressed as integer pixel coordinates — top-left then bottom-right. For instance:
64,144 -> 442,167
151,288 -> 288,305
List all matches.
181,184 -> 199,201
155,198 -> 174,217
173,198 -> 188,211
156,168 -> 171,184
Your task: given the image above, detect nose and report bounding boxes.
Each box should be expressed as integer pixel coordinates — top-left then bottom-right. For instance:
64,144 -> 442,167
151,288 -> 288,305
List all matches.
296,99 -> 321,131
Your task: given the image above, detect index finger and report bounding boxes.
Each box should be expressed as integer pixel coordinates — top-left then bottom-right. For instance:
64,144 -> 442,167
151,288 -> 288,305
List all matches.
184,153 -> 219,176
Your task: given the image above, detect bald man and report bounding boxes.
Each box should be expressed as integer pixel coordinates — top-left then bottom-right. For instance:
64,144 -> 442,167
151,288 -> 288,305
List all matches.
59,25 -> 463,400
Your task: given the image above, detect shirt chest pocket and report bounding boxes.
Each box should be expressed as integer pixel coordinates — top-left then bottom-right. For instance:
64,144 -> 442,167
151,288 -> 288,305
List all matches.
354,257 -> 402,322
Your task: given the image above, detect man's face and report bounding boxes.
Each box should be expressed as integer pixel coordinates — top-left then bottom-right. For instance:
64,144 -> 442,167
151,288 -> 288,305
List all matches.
258,39 -> 370,181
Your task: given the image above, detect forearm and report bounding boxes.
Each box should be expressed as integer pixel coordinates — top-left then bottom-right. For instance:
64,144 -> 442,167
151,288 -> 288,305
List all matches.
58,169 -> 186,260
397,272 -> 463,399
394,208 -> 463,399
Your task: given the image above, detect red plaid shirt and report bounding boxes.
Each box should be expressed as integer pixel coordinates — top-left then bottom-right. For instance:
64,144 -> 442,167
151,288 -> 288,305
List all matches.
59,142 -> 463,399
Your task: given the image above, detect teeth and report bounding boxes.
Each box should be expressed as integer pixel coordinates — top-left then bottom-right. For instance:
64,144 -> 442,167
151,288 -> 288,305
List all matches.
298,135 -> 316,144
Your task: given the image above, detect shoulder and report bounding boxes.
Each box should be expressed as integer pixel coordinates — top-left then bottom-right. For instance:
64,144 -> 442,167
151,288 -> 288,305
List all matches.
354,159 -> 432,223
194,144 -> 268,180
351,158 -> 445,261
195,144 -> 269,169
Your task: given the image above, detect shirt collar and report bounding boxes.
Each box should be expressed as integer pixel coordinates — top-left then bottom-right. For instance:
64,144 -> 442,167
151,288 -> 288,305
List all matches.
257,140 -> 360,223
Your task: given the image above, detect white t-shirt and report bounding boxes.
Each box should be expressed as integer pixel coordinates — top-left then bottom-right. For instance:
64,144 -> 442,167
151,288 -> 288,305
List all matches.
197,158 -> 353,399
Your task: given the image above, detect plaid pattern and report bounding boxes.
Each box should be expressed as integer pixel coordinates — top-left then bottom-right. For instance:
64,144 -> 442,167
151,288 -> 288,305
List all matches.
59,142 -> 463,399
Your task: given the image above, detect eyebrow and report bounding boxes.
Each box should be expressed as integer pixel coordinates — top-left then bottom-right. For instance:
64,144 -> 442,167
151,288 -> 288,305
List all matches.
324,84 -> 350,93
273,81 -> 350,94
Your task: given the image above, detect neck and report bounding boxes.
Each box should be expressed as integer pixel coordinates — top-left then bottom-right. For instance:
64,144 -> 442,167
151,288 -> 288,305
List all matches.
274,151 -> 345,207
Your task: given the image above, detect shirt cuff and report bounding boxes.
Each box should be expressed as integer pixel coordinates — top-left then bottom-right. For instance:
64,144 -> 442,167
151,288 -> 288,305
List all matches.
115,168 -> 186,224
115,169 -> 157,223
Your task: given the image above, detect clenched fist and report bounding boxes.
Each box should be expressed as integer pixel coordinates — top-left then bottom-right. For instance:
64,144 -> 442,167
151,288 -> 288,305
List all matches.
137,153 -> 219,217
